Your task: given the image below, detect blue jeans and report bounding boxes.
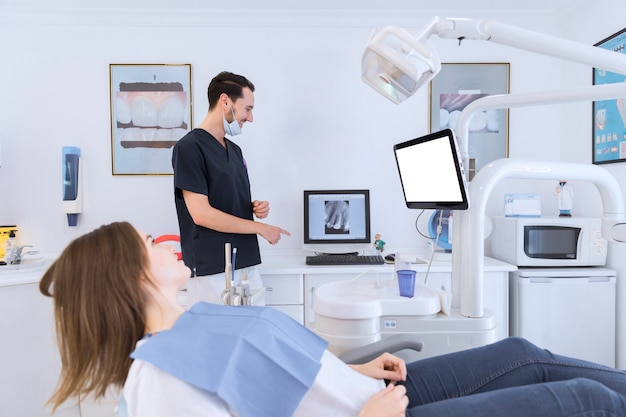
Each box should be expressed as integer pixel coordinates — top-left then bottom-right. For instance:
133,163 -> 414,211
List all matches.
401,337 -> 626,417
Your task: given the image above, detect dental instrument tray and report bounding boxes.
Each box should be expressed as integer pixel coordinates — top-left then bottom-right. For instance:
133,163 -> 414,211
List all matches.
305,254 -> 384,266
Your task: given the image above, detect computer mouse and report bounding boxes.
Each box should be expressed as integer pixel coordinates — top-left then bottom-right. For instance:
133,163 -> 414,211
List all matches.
384,253 -> 395,263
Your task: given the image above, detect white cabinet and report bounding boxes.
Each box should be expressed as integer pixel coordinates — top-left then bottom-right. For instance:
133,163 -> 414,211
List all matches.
79,390 -> 120,417
510,267 -> 616,367
0,262 -> 80,417
262,273 -> 304,323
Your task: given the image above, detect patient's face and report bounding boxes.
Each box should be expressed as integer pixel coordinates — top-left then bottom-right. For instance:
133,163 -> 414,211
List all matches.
137,229 -> 190,291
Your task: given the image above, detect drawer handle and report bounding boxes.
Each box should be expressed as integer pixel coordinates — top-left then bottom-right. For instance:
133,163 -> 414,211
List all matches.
266,287 -> 274,292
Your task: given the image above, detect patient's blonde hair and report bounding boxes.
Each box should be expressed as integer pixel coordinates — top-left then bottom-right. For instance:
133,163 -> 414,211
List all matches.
40,222 -> 149,412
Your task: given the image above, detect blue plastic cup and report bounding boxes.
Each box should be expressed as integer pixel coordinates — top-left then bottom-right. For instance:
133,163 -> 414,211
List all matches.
397,269 -> 416,298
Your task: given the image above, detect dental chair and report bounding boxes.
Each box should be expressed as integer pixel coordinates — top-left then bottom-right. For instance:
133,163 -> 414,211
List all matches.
339,334 -> 423,364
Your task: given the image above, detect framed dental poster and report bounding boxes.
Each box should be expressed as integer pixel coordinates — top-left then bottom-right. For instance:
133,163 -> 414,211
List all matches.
429,62 -> 510,180
592,28 -> 626,165
109,64 -> 193,175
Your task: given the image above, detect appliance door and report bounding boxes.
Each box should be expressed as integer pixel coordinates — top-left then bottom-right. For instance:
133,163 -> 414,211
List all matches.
523,225 -> 580,260
509,267 -> 616,367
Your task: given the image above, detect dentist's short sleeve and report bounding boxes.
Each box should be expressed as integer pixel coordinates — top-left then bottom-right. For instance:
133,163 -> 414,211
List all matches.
123,358 -> 237,417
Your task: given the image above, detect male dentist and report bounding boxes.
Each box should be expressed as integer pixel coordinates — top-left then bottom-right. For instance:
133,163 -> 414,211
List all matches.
172,71 -> 290,306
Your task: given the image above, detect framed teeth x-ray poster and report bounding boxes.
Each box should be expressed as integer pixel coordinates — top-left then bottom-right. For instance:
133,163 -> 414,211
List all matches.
109,64 -> 192,175
429,62 -> 510,180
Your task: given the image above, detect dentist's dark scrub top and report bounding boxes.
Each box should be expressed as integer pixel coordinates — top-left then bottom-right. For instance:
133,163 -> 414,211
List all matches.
172,128 -> 261,276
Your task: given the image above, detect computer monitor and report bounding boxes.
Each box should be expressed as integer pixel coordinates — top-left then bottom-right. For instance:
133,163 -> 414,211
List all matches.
393,128 -> 469,210
303,189 -> 372,254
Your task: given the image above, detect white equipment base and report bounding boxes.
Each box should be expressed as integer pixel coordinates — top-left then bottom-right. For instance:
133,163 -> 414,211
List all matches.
312,277 -> 496,361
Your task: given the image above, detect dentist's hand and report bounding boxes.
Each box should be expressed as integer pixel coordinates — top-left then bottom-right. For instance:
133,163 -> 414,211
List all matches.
258,223 -> 291,245
253,200 -> 270,219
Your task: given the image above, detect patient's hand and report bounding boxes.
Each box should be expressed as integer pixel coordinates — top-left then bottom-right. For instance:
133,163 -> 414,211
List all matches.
349,352 -> 407,382
359,384 -> 408,417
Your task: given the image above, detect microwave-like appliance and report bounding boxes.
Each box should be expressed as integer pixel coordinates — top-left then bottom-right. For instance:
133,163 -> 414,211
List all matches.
490,216 -> 607,267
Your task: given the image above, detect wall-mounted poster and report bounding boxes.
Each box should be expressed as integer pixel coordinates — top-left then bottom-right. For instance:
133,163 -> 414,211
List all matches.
429,63 -> 510,180
593,28 -> 626,165
110,64 -> 192,175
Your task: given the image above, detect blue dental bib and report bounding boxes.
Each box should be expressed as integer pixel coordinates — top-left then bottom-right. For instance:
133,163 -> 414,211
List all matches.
131,302 -> 328,417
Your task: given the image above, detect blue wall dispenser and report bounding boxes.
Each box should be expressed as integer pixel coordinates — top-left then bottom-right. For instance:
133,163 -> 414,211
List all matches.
62,146 -> 82,226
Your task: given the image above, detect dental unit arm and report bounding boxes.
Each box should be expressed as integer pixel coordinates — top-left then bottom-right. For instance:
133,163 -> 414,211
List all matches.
450,85 -> 626,317
362,17 -> 626,318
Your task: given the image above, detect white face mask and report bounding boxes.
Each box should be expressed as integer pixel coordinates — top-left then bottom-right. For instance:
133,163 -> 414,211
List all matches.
223,105 -> 241,136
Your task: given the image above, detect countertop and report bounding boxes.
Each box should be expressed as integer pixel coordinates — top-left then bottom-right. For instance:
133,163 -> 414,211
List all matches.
0,256 -> 54,287
0,251 -> 517,287
258,250 -> 516,276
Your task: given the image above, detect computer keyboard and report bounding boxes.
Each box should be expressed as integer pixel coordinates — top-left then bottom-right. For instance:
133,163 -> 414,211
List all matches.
305,254 -> 385,266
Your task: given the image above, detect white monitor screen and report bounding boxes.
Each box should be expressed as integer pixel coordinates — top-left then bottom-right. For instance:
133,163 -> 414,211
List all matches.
393,129 -> 469,210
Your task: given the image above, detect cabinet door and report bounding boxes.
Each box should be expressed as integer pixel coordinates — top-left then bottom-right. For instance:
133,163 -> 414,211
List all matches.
263,274 -> 304,325
0,282 -> 80,417
511,275 -> 615,366
80,389 -> 121,417
263,274 -> 303,305
270,305 -> 304,325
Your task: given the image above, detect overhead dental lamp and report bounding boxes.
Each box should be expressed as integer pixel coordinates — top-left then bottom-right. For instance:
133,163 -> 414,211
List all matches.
361,23 -> 441,104
362,17 -> 626,176
362,16 -> 626,105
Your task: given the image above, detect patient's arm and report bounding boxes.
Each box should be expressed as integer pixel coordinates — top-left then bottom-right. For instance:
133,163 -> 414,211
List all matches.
358,384 -> 408,417
348,352 -> 407,383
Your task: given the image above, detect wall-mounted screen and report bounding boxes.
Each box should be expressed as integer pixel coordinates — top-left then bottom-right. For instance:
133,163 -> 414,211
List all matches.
393,128 -> 469,210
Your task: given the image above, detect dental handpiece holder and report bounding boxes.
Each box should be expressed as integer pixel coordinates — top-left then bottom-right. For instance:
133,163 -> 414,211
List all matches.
62,146 -> 83,227
221,243 -> 265,306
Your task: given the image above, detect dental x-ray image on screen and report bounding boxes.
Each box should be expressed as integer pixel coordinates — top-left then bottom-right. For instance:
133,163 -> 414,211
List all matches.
393,128 -> 469,210
324,200 -> 350,234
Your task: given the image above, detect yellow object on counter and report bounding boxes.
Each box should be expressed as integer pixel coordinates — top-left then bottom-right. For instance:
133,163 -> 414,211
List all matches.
0,226 -> 18,261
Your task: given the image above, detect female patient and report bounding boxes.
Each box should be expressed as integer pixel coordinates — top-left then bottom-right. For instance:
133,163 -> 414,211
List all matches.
41,222 -> 626,417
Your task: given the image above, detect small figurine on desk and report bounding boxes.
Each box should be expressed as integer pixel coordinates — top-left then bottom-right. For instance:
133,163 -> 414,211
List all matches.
554,180 -> 573,217
373,233 -> 385,253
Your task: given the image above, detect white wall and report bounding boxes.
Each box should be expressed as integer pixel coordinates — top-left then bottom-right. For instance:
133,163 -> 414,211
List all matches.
0,6 -> 572,254
0,0 -> 625,365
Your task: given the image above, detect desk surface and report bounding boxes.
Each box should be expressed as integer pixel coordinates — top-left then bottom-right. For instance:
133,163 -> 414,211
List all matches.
258,251 -> 516,275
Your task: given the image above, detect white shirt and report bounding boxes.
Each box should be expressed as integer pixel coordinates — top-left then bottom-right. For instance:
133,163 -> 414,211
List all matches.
122,350 -> 385,417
